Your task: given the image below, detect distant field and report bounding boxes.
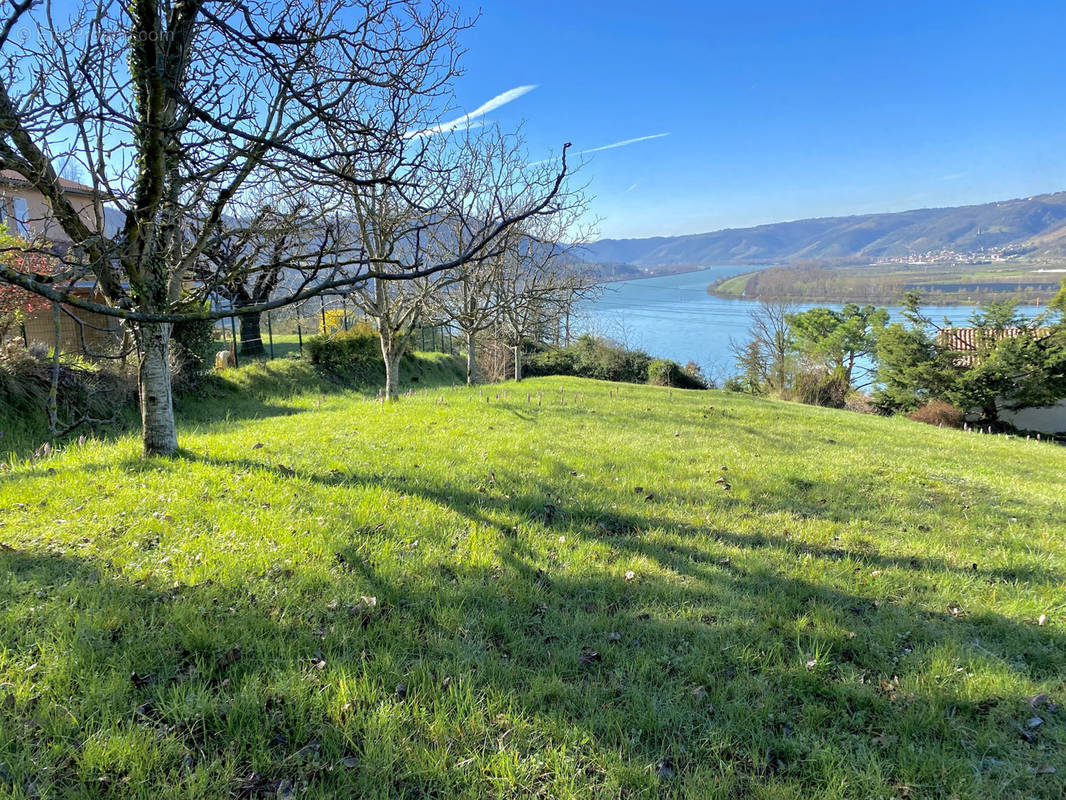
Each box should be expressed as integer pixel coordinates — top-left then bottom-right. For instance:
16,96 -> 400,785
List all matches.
1,371 -> 1063,798
710,272 -> 754,297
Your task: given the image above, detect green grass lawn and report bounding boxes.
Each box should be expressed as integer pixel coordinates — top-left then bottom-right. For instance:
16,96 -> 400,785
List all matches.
211,333 -> 322,362
710,272 -> 756,297
215,333 -> 307,362
1,375 -> 1064,798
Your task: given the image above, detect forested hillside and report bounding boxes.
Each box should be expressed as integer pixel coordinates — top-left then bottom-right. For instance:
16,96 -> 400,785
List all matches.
583,192 -> 1066,268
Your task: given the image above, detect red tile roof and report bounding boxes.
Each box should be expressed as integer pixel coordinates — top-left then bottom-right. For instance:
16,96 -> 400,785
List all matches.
0,168 -> 96,196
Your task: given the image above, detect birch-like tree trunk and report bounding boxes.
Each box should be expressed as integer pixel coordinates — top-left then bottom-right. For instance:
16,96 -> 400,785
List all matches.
465,329 -> 477,385
48,301 -> 60,433
380,327 -> 403,401
513,343 -> 522,382
138,321 -> 178,456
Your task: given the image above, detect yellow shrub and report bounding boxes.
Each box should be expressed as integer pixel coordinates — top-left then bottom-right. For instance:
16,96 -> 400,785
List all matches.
322,309 -> 346,335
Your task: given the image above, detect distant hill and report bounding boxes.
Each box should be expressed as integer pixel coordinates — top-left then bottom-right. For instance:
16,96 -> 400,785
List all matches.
581,192 -> 1066,268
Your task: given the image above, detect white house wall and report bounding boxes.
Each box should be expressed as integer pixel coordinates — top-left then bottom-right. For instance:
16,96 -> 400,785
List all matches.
998,399 -> 1066,434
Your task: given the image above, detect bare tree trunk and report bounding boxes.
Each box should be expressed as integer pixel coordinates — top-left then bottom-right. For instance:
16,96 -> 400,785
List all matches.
239,312 -> 265,356
466,329 -> 477,385
513,343 -> 522,382
384,349 -> 401,400
48,301 -> 60,433
385,358 -> 399,399
379,327 -> 402,401
138,321 -> 178,456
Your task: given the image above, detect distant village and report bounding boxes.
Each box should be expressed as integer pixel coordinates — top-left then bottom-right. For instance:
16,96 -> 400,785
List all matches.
873,245 -> 1034,266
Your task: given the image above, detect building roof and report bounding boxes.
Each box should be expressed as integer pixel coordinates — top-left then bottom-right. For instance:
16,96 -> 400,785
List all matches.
938,327 -> 1026,352
938,326 -> 1054,367
0,168 -> 97,196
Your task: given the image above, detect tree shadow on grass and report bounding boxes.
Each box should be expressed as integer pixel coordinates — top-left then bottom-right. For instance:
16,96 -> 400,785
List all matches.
4,440 -> 1064,797
15,443 -> 1057,591
164,452 -> 1066,588
2,456 -> 1065,800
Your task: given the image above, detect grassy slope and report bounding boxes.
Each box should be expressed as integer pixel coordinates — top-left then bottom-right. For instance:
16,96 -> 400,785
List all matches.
0,350 -> 465,457
0,376 -> 1064,799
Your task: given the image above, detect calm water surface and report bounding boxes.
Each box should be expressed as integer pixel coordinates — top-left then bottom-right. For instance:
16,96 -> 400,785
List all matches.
579,266 -> 1044,379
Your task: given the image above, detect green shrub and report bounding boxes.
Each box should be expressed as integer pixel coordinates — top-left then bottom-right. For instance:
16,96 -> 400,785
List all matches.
647,358 -> 707,389
574,336 -> 651,383
525,335 -> 653,384
682,362 -> 707,390
306,330 -> 382,373
171,317 -> 216,391
524,347 -> 577,378
525,336 -> 711,388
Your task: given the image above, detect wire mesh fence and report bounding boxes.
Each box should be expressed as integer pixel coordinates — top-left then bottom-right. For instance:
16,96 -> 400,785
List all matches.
3,292 -> 463,375
207,294 -> 462,367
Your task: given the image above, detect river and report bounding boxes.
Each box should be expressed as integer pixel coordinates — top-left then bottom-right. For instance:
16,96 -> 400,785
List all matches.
579,266 -> 1045,381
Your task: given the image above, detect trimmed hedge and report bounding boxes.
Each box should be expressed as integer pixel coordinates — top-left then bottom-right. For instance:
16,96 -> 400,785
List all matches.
306,330 -> 383,373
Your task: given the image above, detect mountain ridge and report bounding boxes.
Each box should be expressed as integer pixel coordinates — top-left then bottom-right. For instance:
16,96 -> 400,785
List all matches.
581,191 -> 1066,269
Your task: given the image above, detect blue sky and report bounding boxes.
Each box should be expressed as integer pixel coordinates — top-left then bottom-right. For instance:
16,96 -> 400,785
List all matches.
447,0 -> 1066,239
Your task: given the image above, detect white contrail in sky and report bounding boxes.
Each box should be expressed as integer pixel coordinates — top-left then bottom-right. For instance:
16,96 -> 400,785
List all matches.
408,85 -> 538,139
582,132 -> 670,154
528,132 -> 670,166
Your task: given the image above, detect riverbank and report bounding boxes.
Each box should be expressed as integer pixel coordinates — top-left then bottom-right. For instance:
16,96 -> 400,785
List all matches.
581,267 -> 1045,376
708,260 -> 1066,306
596,263 -> 713,285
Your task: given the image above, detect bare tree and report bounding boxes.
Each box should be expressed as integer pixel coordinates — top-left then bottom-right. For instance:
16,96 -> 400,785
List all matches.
431,131 -> 592,383
195,202 -> 312,356
729,301 -> 795,393
544,270 -> 602,347
494,245 -> 591,382
432,131 -> 532,385
0,0 -> 571,454
492,194 -> 593,381
331,107 -> 450,400
438,250 -> 497,385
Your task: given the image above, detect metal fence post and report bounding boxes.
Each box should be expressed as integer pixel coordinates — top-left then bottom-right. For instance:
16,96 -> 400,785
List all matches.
267,311 -> 275,360
297,308 -> 303,357
229,314 -> 239,368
